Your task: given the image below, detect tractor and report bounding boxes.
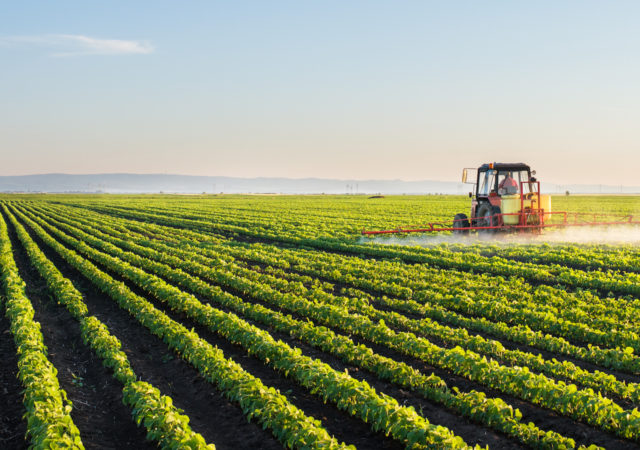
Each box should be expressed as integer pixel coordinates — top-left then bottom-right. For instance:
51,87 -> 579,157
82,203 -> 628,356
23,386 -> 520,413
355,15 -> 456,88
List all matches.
453,162 -> 549,234
361,162 -> 639,236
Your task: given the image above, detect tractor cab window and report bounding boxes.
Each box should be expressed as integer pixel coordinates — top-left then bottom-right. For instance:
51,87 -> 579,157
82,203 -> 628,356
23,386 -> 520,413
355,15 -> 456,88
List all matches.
478,169 -> 496,196
497,170 -> 530,195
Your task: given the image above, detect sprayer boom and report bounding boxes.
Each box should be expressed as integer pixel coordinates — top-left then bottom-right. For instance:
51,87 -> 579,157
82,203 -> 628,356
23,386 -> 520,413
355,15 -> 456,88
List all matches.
362,212 -> 640,236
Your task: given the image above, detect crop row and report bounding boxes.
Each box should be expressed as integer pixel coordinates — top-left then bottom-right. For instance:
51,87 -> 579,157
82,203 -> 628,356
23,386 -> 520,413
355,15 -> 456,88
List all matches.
440,242 -> 640,274
67,202 -> 640,335
40,201 -> 640,375
0,210 -> 84,448
32,203 -> 640,405
11,205 -> 475,450
60,195 -> 463,240
2,206 -> 216,449
20,203 -> 590,448
15,204 -> 640,443
7,205 -> 352,450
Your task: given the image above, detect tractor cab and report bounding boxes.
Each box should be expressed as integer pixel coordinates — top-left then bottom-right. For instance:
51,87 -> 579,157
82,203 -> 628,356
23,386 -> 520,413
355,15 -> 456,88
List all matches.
476,163 -> 533,198
464,163 -> 533,199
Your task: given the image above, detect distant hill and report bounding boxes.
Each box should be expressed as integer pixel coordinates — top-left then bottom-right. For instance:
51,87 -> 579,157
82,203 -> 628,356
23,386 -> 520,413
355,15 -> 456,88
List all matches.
0,174 -> 466,194
0,173 -> 638,195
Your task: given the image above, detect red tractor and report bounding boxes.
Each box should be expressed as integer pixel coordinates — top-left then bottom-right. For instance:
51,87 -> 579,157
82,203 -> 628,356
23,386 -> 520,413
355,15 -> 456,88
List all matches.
453,162 -> 549,234
362,162 -> 639,236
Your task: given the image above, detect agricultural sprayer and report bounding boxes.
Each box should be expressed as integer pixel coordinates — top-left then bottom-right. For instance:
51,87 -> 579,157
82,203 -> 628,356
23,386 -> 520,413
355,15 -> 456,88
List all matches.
362,162 -> 640,236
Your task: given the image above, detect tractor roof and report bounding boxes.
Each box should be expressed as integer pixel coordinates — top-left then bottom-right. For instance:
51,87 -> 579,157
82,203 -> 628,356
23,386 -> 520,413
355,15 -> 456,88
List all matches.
479,163 -> 530,171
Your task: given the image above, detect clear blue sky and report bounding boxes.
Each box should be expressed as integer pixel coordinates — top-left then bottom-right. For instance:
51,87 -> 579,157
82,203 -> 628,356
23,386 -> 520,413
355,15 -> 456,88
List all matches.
1,1 -> 639,185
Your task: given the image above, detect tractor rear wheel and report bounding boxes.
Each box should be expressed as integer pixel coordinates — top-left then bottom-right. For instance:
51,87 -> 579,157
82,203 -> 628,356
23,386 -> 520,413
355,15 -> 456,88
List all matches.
476,204 -> 501,234
453,213 -> 470,235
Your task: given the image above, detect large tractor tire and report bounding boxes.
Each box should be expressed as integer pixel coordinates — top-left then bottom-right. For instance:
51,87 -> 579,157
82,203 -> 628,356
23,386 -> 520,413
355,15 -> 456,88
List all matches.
452,213 -> 470,235
476,204 -> 502,234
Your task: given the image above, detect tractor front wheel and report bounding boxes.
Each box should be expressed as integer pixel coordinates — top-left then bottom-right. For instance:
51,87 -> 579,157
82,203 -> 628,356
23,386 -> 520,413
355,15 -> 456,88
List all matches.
453,213 -> 470,235
476,204 -> 501,234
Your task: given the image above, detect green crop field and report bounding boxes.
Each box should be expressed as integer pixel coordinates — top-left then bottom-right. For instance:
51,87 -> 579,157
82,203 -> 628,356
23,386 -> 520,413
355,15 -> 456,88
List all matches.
2,194 -> 640,449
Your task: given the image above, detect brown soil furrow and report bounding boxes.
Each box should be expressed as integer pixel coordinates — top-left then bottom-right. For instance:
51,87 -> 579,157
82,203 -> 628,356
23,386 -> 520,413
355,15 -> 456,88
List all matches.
5,218 -> 154,450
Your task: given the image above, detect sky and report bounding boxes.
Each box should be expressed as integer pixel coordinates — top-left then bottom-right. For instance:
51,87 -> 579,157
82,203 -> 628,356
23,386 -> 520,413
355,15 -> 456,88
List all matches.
1,1 -> 639,185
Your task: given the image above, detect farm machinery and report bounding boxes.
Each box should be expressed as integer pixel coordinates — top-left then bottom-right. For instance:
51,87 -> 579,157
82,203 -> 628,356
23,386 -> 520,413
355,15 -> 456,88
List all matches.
362,162 -> 640,236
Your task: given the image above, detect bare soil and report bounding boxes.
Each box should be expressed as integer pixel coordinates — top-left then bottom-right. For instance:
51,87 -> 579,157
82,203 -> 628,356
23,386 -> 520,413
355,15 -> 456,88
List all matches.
12,213 -> 286,450
0,312 -> 27,450
5,218 -> 154,449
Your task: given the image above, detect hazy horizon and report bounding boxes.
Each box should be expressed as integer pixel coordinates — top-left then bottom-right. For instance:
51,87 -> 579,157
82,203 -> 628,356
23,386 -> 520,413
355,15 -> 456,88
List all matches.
2,173 -> 639,195
2,2 -> 639,185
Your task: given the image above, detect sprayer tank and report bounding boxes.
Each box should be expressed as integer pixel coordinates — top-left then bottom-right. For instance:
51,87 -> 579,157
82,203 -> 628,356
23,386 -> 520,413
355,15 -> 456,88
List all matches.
501,195 -> 521,224
501,194 -> 552,224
